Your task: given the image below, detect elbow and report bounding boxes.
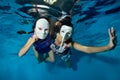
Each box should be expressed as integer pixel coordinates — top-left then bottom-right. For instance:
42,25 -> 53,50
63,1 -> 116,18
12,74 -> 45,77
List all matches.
50,59 -> 55,63
18,48 -> 27,57
18,52 -> 24,57
45,58 -> 55,63
49,58 -> 55,63
78,47 -> 96,54
84,51 -> 94,54
84,47 -> 104,54
82,48 -> 94,54
18,53 -> 23,57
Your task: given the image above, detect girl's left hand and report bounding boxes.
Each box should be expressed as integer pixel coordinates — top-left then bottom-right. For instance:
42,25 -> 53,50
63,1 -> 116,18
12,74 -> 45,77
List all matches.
108,27 -> 116,48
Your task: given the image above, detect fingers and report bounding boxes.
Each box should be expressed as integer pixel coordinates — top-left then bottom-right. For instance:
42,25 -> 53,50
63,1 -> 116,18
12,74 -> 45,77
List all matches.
108,27 -> 115,37
108,28 -> 111,36
110,27 -> 115,37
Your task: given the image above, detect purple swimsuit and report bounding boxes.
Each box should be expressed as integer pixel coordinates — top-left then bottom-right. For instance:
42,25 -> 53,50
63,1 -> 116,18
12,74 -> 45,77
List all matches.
33,35 -> 51,54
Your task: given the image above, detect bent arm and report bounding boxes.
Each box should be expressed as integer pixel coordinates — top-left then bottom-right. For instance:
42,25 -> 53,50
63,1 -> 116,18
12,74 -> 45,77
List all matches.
72,42 -> 111,54
72,27 -> 116,54
18,37 -> 35,57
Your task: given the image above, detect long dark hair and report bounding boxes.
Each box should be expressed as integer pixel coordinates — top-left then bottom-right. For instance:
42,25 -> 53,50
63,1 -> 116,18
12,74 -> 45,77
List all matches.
55,16 -> 73,43
56,16 -> 73,33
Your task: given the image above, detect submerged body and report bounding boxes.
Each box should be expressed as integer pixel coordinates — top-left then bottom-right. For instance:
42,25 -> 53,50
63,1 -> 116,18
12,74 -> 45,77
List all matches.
45,16 -> 116,68
18,18 -> 54,62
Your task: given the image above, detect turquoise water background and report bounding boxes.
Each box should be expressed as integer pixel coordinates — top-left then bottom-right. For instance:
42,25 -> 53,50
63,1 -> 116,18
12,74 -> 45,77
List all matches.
0,0 -> 120,80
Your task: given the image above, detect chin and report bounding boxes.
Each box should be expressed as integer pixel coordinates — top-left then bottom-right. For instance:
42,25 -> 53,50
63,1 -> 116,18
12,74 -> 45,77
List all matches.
40,36 -> 47,39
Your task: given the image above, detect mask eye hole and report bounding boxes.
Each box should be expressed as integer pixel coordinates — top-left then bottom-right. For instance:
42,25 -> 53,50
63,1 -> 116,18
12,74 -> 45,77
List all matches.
67,32 -> 70,35
45,29 -> 48,31
62,31 -> 64,33
39,28 -> 42,30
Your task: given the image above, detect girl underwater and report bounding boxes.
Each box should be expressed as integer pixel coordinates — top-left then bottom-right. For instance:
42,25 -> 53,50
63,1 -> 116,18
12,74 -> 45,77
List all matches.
18,16 -> 116,65
45,16 -> 116,67
18,17 -> 55,63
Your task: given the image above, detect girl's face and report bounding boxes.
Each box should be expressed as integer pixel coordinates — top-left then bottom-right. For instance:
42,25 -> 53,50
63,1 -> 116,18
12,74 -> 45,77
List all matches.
60,25 -> 72,41
35,18 -> 49,39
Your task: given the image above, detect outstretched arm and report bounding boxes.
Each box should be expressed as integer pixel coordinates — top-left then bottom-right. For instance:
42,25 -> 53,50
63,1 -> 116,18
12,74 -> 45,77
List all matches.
72,27 -> 116,54
18,35 -> 36,57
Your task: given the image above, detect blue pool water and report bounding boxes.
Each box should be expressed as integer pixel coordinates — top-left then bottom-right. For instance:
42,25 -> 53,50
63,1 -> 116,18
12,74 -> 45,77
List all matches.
0,0 -> 120,80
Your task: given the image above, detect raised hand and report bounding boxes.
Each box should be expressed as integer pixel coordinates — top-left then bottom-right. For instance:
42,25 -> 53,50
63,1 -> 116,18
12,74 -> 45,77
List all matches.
108,27 -> 116,49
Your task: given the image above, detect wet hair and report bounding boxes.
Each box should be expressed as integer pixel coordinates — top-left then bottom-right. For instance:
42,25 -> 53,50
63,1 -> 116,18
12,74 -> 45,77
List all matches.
56,16 -> 73,43
59,16 -> 72,26
56,16 -> 73,33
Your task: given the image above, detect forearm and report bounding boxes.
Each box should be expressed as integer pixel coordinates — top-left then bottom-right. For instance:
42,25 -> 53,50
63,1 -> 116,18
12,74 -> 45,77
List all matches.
73,42 -> 112,54
18,37 -> 35,57
73,27 -> 115,54
18,47 -> 29,57
85,44 -> 111,53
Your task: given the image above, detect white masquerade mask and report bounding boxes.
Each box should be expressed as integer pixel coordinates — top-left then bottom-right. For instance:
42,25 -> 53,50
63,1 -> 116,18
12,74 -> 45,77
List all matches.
60,25 -> 72,41
58,25 -> 72,52
35,18 -> 49,39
